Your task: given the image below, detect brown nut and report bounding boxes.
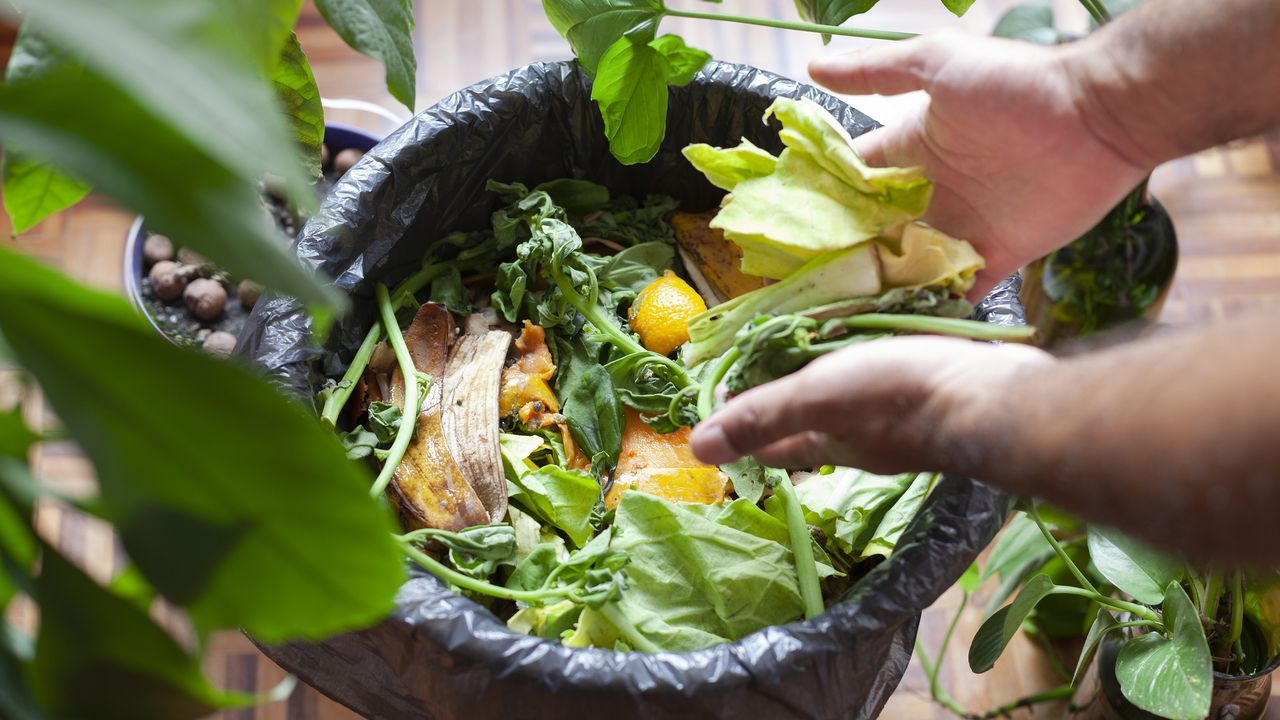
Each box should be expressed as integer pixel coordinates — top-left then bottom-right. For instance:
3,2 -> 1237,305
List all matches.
148,260 -> 186,301
142,234 -> 174,265
184,278 -> 227,321
236,279 -> 264,310
334,148 -> 365,175
203,331 -> 237,358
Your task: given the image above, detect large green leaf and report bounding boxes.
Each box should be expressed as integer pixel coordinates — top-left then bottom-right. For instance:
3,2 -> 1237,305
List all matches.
8,0 -> 315,211
792,0 -> 878,43
541,0 -> 664,73
30,549 -> 248,720
991,3 -> 1062,45
0,25 -> 91,233
0,62 -> 343,314
273,32 -> 325,179
940,0 -> 977,16
969,573 -> 1056,673
314,0 -> 417,109
0,249 -> 404,642
981,512 -> 1055,616
1073,606 -> 1119,686
1087,525 -> 1182,605
1115,582 -> 1211,720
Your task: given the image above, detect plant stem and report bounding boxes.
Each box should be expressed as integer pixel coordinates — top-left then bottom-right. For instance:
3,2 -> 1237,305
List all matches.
769,468 -> 824,620
1203,568 -> 1223,618
1029,505 -> 1099,595
968,684 -> 1075,720
598,602 -> 662,653
369,283 -> 422,499
1076,0 -> 1112,26
1229,570 -> 1245,667
663,7 -> 917,41
829,314 -> 1039,342
1185,564 -> 1205,610
697,346 -> 739,420
399,536 -> 565,603
320,324 -> 384,427
1047,586 -> 1161,623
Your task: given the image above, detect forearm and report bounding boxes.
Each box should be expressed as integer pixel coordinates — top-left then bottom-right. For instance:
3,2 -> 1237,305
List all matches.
937,314 -> 1280,564
1066,0 -> 1280,170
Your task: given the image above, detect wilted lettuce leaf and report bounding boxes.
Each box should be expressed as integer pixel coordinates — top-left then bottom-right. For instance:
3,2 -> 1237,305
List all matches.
681,138 -> 777,191
766,468 -> 916,558
879,223 -> 984,293
862,472 -> 938,559
598,492 -> 806,651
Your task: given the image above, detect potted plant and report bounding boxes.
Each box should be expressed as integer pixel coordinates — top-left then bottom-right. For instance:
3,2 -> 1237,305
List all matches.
0,0 -> 423,716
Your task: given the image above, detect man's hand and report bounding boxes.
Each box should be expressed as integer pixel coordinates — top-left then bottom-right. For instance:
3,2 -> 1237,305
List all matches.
689,337 -> 1053,473
809,32 -> 1150,297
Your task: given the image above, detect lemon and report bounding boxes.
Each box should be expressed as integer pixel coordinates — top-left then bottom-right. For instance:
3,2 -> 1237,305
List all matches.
628,271 -> 707,356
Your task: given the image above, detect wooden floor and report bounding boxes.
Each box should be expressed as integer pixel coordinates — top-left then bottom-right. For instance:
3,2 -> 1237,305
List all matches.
5,0 -> 1280,718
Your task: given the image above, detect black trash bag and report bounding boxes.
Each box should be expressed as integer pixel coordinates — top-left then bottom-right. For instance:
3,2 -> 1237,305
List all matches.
238,60 -> 1021,720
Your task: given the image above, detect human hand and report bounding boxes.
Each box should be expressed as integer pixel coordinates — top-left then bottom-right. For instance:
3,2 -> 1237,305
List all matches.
689,336 -> 1053,473
809,31 -> 1150,298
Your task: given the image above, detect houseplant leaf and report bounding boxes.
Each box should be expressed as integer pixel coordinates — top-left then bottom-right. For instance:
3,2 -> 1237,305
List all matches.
29,548 -> 250,720
792,0 -> 878,43
273,32 -> 325,179
541,0 -> 665,73
1072,605 -> 1119,686
1115,582 -> 1211,720
981,511 -> 1055,616
992,3 -> 1062,45
0,249 -> 404,643
969,573 -> 1056,672
0,61 -> 344,314
7,0 -> 317,212
1087,525 -> 1182,605
939,0 -> 977,16
314,0 -> 417,109
0,25 -> 90,233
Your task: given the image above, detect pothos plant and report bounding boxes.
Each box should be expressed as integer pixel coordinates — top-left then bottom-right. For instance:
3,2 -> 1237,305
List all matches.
0,0 -> 422,718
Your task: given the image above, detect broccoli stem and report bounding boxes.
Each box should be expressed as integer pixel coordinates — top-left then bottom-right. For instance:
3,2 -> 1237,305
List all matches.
827,313 -> 1038,342
369,283 -> 426,499
769,469 -> 824,620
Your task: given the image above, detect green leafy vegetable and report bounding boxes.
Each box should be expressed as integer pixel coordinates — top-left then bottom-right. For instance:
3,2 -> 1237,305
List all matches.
992,3 -> 1063,45
314,0 -> 417,109
507,465 -> 602,548
721,456 -> 767,504
0,248 -> 404,642
1115,583 -> 1211,720
272,32 -> 325,179
1087,525 -> 1183,607
591,34 -> 710,165
793,0 -> 879,42
540,0 -> 665,73
940,0 -> 978,16
863,472 -> 938,558
402,525 -> 518,581
561,365 -> 625,477
602,491 -> 806,651
766,467 -> 916,558
577,192 -> 679,245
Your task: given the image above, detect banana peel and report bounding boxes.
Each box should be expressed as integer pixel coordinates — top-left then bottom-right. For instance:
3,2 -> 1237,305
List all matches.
387,304 -> 511,531
671,210 -> 767,306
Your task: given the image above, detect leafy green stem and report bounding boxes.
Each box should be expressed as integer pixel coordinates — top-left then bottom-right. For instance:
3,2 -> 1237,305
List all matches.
662,7 -> 917,41
1029,505 -> 1099,595
769,468 -> 824,620
827,313 -> 1038,342
320,324 -> 384,427
598,601 -> 662,653
369,283 -> 423,499
1229,570 -> 1245,664
966,684 -> 1075,720
1047,586 -> 1161,623
1203,568 -> 1223,618
1076,0 -> 1112,26
697,346 -> 739,421
398,536 -> 562,602
919,589 -> 974,718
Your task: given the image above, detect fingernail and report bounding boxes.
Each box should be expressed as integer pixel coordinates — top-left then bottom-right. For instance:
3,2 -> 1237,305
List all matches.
691,423 -> 735,465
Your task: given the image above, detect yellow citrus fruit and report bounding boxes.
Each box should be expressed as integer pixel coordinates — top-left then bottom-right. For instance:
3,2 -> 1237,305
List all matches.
628,271 -> 707,356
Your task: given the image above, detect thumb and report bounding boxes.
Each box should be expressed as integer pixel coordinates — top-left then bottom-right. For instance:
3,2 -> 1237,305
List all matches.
808,34 -> 949,96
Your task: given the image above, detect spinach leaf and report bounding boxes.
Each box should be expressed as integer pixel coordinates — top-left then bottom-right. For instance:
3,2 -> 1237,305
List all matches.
506,542 -> 563,592
272,32 -> 325,179
405,525 -> 518,581
561,365 -> 625,478
366,401 -> 404,443
940,0 -> 977,16
507,466 -> 602,548
589,241 -> 674,311
541,0 -> 664,73
591,34 -> 710,165
601,491 -> 806,651
576,193 -> 679,246
0,249 -> 403,642
792,0 -> 879,43
314,0 -> 417,109
721,456 -> 766,504
535,178 -> 610,216
428,266 -> 473,315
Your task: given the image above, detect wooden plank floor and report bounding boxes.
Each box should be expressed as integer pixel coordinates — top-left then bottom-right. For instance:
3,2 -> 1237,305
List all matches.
4,1 -> 1280,718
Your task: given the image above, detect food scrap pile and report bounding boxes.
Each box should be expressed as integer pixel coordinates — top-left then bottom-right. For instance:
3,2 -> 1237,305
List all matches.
324,99 -> 1034,653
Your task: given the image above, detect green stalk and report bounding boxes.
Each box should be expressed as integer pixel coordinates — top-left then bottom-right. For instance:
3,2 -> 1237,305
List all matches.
1185,565 -> 1205,610
1203,569 -> 1223,618
598,602 -> 662,653
550,267 -> 691,387
1076,0 -> 1112,26
697,346 -> 739,421
369,283 -> 424,499
769,469 -> 824,620
663,7 -> 917,41
829,313 -> 1039,342
1029,505 -> 1099,595
399,536 -> 569,603
320,324 -> 384,427
1048,586 -> 1161,623
968,685 -> 1075,720
929,590 -> 971,714
1229,570 -> 1245,667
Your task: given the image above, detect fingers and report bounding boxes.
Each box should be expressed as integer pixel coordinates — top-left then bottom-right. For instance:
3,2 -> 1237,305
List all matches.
751,431 -> 854,470
808,34 -> 946,97
690,373 -> 833,465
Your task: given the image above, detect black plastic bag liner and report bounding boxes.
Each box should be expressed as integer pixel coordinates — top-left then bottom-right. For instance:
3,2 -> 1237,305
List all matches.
239,60 -> 1022,720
